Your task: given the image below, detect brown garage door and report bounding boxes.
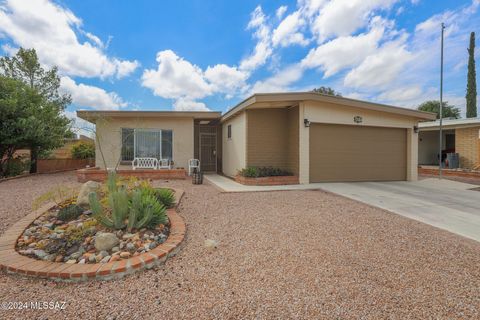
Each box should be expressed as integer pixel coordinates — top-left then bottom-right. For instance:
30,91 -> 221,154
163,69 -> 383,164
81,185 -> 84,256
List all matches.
309,123 -> 407,182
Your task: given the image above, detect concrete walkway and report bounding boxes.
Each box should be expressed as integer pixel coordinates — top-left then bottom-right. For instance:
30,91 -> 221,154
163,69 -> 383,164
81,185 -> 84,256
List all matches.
205,174 -> 480,242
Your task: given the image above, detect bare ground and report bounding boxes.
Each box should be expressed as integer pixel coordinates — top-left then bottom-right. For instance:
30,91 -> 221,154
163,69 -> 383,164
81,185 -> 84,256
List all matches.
0,172 -> 479,319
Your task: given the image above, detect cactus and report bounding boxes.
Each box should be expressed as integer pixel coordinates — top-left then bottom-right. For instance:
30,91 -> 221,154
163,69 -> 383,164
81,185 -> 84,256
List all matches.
58,204 -> 83,221
88,189 -> 129,229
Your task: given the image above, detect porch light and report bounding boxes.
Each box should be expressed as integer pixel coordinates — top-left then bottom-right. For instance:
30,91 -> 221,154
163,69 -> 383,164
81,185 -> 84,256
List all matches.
414,125 -> 419,133
304,119 -> 310,127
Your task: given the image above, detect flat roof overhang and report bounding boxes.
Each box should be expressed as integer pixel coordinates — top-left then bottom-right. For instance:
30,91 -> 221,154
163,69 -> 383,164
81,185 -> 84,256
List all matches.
77,110 -> 222,123
419,118 -> 480,131
221,92 -> 437,122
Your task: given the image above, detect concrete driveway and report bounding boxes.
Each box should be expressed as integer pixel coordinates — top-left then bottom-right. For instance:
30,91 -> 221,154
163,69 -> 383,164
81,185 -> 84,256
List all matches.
318,178 -> 480,242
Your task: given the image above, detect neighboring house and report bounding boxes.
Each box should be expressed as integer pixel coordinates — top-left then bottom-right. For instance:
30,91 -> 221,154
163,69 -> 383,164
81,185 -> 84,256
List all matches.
418,118 -> 480,169
77,92 -> 435,183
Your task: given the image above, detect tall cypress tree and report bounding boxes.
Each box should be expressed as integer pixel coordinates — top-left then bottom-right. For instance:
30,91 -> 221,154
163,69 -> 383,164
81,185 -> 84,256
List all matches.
466,32 -> 477,118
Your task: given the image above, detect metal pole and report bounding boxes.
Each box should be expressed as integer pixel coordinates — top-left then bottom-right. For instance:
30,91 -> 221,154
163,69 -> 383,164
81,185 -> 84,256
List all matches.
439,22 -> 445,179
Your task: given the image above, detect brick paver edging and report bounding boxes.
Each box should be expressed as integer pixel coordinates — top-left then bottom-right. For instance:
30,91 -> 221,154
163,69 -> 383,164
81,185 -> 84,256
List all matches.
0,189 -> 186,282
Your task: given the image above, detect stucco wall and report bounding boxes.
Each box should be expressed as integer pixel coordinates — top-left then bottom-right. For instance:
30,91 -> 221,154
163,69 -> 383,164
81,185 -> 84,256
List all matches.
456,127 -> 480,168
94,117 -> 194,169
287,106 -> 299,175
222,112 -> 246,177
299,101 -> 419,182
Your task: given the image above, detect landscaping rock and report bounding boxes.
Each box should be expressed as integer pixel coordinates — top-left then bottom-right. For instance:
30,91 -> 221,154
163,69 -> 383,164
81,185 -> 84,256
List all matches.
66,259 -> 77,264
78,259 -> 86,264
55,255 -> 64,262
99,250 -> 109,258
76,181 -> 101,207
88,255 -> 96,263
94,232 -> 119,251
70,251 -> 82,260
34,250 -> 47,259
100,255 -> 111,263
111,246 -> 120,253
126,243 -> 135,251
119,252 -> 131,259
204,239 -> 218,251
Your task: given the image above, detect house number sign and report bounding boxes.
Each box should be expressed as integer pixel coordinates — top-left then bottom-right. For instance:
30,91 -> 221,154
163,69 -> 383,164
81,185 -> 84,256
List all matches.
354,116 -> 363,123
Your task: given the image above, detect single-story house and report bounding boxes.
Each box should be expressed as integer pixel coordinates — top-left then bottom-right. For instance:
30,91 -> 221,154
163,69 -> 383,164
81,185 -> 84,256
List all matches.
77,92 -> 435,183
418,118 -> 480,169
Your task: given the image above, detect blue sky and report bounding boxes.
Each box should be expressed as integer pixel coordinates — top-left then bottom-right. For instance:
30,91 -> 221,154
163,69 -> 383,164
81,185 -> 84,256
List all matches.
0,0 -> 479,126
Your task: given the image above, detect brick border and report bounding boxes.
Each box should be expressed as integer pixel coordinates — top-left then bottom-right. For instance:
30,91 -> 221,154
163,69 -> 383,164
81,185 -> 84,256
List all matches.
235,175 -> 299,186
419,167 -> 480,179
0,189 -> 186,282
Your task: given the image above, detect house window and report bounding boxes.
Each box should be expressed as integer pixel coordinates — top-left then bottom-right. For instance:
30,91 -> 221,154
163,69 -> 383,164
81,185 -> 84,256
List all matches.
227,124 -> 232,139
121,128 -> 173,161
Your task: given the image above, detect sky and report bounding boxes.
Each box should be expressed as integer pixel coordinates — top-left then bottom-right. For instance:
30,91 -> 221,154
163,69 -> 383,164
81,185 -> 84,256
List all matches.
0,0 -> 479,128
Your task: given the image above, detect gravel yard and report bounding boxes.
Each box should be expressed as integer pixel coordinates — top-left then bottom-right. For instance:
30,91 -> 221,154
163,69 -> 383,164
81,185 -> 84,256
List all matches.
1,172 -> 479,319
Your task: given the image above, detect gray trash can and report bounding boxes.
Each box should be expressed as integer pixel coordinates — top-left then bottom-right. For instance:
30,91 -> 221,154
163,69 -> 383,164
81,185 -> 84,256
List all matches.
446,153 -> 459,169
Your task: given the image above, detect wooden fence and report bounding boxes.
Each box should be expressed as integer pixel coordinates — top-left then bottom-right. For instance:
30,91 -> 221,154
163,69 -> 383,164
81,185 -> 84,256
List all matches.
37,158 -> 95,173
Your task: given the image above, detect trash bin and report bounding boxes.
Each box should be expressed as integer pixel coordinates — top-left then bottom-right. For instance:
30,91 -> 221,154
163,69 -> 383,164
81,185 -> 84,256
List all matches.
446,153 -> 459,169
192,168 -> 203,184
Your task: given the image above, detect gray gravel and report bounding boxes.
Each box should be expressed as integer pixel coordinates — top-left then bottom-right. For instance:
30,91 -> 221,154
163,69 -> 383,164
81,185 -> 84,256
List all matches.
1,172 -> 479,319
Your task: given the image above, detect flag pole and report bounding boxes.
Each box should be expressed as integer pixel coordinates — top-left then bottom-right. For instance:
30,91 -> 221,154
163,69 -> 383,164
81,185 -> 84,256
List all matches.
439,22 -> 445,179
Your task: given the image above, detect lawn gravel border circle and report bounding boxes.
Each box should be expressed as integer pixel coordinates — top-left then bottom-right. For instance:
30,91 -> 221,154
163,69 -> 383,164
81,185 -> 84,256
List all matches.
0,189 -> 186,282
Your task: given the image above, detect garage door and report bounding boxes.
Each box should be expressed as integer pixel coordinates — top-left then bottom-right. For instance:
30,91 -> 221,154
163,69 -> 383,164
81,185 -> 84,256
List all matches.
309,124 -> 407,182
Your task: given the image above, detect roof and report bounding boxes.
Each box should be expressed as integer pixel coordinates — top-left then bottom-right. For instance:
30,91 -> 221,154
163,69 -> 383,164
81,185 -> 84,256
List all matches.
221,92 -> 436,122
419,117 -> 480,130
77,110 -> 222,123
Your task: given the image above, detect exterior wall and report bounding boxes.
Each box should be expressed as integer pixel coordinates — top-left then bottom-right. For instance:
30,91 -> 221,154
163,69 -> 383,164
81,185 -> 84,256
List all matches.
94,117 -> 194,169
246,109 -> 289,170
287,106 -> 299,176
456,127 -> 480,168
222,112 -> 246,177
299,100 -> 419,183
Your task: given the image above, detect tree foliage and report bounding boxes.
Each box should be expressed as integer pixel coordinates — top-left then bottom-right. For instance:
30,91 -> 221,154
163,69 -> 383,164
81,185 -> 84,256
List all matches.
311,87 -> 342,96
71,141 -> 95,159
417,100 -> 461,119
0,48 -> 71,174
466,32 -> 477,118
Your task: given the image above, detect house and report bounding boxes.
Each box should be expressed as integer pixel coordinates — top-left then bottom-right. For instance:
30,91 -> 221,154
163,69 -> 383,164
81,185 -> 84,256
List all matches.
418,118 -> 480,169
77,92 -> 435,183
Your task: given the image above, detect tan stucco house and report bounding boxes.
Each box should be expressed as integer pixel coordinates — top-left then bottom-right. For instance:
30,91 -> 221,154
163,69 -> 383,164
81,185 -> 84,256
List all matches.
419,118 -> 480,169
77,92 -> 435,184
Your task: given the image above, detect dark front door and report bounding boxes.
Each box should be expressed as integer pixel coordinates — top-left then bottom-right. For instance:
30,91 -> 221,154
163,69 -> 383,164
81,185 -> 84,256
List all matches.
200,133 -> 216,172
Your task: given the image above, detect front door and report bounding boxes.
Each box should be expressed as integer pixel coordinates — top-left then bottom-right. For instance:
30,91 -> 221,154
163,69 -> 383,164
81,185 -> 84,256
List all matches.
200,133 -> 216,172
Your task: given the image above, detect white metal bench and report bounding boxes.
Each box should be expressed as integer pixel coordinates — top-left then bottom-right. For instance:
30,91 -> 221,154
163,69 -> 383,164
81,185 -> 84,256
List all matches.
132,157 -> 158,170
158,159 -> 171,170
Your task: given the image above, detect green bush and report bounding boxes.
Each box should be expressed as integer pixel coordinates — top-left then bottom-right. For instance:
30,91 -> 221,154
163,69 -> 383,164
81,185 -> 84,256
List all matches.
155,188 -> 175,208
71,141 -> 95,159
58,204 -> 84,221
4,158 -> 28,177
238,166 -> 292,178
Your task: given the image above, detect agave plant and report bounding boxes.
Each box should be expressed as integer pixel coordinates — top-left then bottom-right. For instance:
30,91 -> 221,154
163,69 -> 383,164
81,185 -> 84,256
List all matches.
155,188 -> 175,208
127,188 -> 167,232
89,189 -> 129,229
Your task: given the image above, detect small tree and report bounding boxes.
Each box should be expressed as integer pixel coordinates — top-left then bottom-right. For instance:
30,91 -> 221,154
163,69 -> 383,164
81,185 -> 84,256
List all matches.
0,48 -> 72,173
466,32 -> 477,118
71,141 -> 95,159
311,87 -> 342,96
417,100 -> 461,119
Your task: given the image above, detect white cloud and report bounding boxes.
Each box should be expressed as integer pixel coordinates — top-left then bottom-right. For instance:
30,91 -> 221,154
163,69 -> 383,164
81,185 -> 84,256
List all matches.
301,18 -> 386,77
344,38 -> 413,89
240,6 -> 273,71
204,64 -> 249,94
60,76 -> 127,110
310,0 -> 398,42
377,85 -> 423,102
250,63 -> 304,93
272,11 -> 309,47
276,5 -> 288,19
0,0 -> 138,79
141,50 -> 212,100
173,98 -> 210,111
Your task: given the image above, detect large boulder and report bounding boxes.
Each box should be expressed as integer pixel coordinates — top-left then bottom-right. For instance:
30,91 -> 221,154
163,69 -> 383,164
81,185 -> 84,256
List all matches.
94,232 -> 120,251
77,181 -> 101,207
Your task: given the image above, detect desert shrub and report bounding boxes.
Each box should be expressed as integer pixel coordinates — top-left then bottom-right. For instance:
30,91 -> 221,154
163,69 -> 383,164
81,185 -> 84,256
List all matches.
58,204 -> 84,221
4,158 -> 28,177
32,185 -> 79,210
71,141 -> 95,159
155,188 -> 175,208
90,172 -> 167,231
238,166 -> 292,178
